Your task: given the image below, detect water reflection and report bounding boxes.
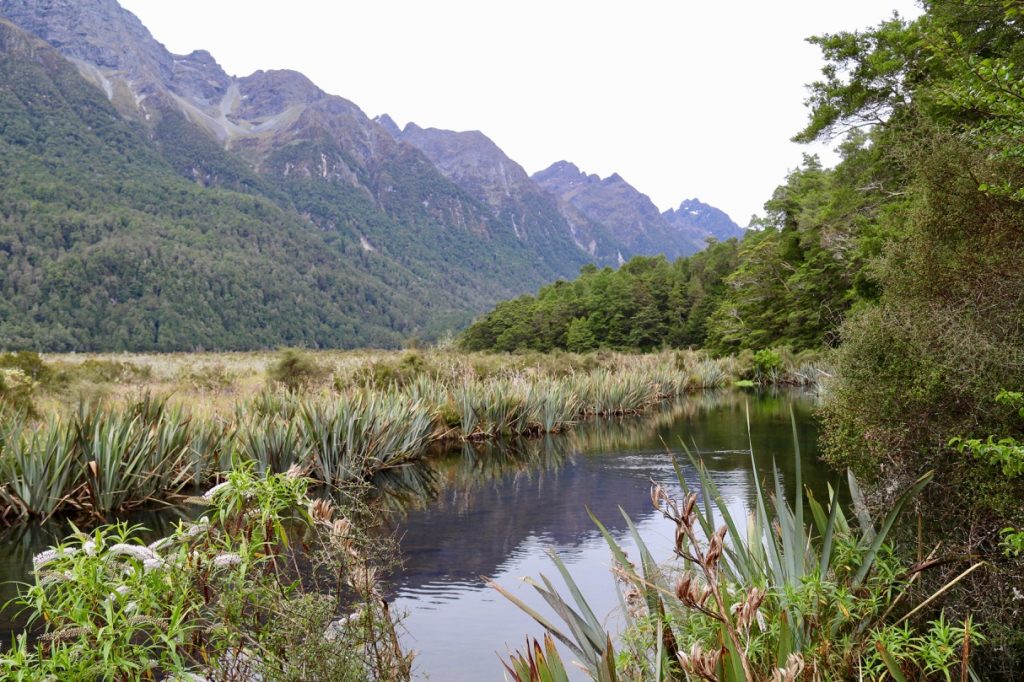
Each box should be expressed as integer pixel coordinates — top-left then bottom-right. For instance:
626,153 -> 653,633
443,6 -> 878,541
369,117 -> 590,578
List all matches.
0,390 -> 828,680
0,506 -> 198,644
374,390 -> 829,680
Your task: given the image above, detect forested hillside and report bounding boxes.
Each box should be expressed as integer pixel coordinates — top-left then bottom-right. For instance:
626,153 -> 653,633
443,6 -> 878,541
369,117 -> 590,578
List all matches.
461,138 -> 892,355
0,0 -> 750,352
0,23 -> 394,350
459,242 -> 740,353
0,17 -> 603,350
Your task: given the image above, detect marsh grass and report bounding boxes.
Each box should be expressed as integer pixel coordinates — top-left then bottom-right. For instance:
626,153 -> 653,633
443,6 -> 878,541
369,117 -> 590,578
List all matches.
0,350 -> 820,521
0,418 -> 80,520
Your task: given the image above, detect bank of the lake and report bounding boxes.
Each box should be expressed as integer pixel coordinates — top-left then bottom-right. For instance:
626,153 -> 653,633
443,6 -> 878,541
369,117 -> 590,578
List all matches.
1,389 -> 826,679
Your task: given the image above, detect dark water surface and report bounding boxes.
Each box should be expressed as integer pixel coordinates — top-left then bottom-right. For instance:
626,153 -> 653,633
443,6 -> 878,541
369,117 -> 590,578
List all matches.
381,390 -> 829,680
0,390 -> 828,680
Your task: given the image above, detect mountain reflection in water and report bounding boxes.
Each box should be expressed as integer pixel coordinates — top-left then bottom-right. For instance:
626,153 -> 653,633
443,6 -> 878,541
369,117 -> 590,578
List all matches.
375,390 -> 828,681
0,390 -> 827,680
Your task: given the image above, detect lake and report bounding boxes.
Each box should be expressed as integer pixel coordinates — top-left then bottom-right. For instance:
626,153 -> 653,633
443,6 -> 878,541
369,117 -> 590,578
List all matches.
0,389 -> 829,680
382,389 -> 828,680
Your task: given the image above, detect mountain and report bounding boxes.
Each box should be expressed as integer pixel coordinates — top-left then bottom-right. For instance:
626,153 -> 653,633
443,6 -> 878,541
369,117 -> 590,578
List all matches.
382,120 -> 622,266
0,17 -> 420,350
0,0 -> 590,350
533,161 -> 719,259
0,0 -> 743,351
662,198 -> 745,243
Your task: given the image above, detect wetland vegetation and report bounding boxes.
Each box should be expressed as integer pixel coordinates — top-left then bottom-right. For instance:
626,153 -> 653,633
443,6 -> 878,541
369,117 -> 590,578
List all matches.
3,0 -> 1024,679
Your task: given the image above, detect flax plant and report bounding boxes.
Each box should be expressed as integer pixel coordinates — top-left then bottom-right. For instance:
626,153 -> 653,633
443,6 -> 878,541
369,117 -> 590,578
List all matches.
3,359 -> 746,520
0,417 -> 80,519
299,394 -> 433,485
495,413 -> 982,681
77,404 -> 192,516
235,414 -> 309,475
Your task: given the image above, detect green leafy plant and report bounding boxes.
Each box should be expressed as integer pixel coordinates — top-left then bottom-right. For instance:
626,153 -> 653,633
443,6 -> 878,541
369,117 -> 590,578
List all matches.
494,412 -> 982,680
1,465 -> 410,680
502,635 -> 578,682
268,349 -> 328,393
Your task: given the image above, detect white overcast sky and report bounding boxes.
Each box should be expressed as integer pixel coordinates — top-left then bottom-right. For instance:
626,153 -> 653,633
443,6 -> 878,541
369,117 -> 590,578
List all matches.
120,0 -> 920,226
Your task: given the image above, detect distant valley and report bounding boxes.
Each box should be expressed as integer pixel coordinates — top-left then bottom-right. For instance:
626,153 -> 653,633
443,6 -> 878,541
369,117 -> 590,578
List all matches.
0,0 -> 743,351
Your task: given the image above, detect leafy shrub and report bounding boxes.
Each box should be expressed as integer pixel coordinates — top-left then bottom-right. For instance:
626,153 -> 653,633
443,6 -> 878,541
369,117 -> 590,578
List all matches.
0,368 -> 38,416
752,347 -> 782,378
1,466 -> 410,680
355,351 -> 429,389
268,349 -> 328,392
0,352 -> 53,384
62,359 -> 153,384
176,363 -> 237,391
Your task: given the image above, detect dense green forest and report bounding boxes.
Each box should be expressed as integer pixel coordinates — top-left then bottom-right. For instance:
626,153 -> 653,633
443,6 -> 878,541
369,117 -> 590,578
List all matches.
459,240 -> 740,353
0,20 -> 588,351
460,142 -> 887,355
465,1 -> 1024,672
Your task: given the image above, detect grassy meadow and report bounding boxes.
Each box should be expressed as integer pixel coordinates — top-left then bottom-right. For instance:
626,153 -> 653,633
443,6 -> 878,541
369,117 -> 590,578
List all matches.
10,347 -> 825,417
0,347 -> 831,522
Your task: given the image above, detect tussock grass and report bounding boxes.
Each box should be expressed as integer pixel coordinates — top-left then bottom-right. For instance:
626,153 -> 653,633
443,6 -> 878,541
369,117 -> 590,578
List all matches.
1,349 -> 822,521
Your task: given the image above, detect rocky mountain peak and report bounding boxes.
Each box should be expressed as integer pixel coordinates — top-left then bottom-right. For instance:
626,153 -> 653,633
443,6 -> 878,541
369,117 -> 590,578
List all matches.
171,49 -> 230,104
0,0 -> 171,78
663,198 -> 745,242
374,113 -> 402,138
236,69 -> 325,117
0,0 -> 236,112
533,162 -> 710,258
534,160 -> 583,181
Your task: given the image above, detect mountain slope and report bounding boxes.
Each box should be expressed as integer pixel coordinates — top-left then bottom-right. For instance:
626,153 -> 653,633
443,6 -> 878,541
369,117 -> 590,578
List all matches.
386,120 -> 618,267
533,161 -> 712,259
662,198 -> 745,243
0,1 -> 594,349
0,0 -> 588,292
0,19 -> 482,350
0,0 -> 745,351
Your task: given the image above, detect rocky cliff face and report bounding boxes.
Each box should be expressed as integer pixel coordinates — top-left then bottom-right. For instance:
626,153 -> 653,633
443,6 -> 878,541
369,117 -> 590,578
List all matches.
533,161 -> 713,259
663,198 -> 745,244
387,121 -> 618,264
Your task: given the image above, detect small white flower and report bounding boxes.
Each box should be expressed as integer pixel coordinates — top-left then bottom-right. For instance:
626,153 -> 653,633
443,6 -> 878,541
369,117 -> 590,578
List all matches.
32,549 -> 60,570
212,553 -> 243,568
109,544 -> 158,563
39,570 -> 75,587
202,481 -> 230,501
105,584 -> 132,602
148,536 -> 174,553
143,557 -> 165,573
184,516 -> 211,539
1013,587 -> 1024,601
323,610 -> 362,641
82,540 -> 97,556
32,548 -> 79,570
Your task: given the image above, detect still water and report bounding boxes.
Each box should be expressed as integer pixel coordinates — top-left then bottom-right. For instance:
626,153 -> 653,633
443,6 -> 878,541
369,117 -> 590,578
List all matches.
381,390 -> 829,680
0,390 -> 829,680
